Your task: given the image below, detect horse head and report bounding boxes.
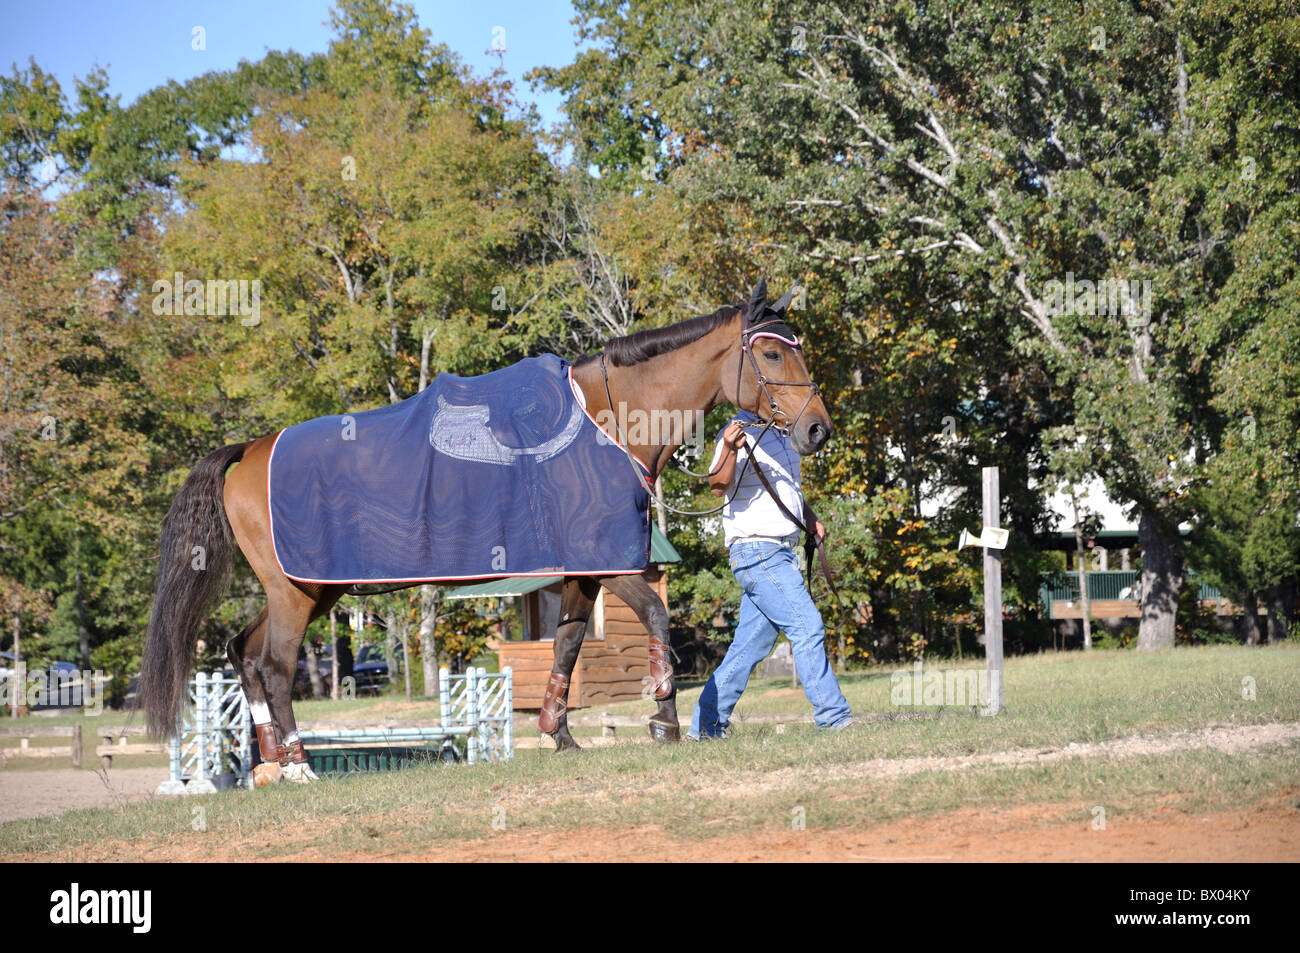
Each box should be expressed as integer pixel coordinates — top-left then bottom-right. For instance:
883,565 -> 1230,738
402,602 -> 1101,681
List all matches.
731,279 -> 835,455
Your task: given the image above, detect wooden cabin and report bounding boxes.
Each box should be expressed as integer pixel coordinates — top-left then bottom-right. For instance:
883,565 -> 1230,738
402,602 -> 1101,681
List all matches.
445,526 -> 681,710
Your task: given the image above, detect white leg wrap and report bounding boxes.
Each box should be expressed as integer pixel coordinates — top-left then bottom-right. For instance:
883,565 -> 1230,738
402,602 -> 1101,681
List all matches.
281,761 -> 319,783
250,702 -> 271,723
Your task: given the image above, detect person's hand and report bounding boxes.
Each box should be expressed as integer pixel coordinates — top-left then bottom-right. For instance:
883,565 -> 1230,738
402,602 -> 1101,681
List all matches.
814,520 -> 827,543
723,421 -> 747,450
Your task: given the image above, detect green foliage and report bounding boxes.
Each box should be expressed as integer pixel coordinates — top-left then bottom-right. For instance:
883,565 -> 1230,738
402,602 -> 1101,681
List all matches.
435,602 -> 495,672
90,634 -> 142,708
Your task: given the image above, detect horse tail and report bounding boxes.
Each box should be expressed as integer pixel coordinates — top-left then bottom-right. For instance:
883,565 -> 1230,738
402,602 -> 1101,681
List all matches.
139,442 -> 250,738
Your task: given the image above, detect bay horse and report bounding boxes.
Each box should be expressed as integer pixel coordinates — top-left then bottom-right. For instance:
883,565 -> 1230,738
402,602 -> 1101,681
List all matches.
138,280 -> 833,782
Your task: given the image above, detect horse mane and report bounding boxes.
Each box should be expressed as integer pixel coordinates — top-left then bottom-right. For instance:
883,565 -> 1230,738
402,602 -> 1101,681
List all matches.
581,305 -> 741,368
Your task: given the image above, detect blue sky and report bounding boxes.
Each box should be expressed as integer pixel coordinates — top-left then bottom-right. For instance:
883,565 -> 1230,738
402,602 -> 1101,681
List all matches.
0,0 -> 584,130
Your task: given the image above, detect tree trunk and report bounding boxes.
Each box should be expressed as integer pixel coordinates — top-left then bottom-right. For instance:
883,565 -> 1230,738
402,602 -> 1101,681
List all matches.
10,610 -> 19,718
384,611 -> 400,688
401,624 -> 411,702
1241,590 -> 1261,645
304,642 -> 325,699
75,569 -> 91,672
1264,585 -> 1287,644
418,585 -> 440,697
330,610 -> 339,700
1136,509 -> 1184,650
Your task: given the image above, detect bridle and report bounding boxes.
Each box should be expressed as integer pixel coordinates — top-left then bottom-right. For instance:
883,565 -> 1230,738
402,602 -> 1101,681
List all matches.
733,315 -> 820,440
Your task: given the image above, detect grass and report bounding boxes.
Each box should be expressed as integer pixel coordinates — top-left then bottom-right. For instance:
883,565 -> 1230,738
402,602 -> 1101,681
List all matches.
1,643 -> 1297,858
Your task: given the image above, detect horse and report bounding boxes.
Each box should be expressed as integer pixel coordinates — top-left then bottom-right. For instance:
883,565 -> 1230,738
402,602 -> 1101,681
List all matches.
137,279 -> 834,782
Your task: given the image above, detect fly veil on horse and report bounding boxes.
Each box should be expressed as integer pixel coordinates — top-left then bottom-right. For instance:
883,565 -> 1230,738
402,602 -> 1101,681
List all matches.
138,280 -> 834,781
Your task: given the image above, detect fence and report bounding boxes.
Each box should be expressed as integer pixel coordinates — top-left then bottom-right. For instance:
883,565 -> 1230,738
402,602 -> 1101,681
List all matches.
157,666 -> 513,793
1040,570 -> 1224,613
0,725 -> 82,767
298,666 -> 513,766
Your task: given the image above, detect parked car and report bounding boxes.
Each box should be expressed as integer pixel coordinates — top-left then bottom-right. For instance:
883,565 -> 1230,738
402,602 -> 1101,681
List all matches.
351,643 -> 403,695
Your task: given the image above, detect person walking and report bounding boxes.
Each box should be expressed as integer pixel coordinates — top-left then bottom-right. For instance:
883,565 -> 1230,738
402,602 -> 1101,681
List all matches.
688,414 -> 853,738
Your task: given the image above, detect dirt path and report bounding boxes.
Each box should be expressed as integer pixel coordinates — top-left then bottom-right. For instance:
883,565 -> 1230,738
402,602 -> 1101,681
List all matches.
0,767 -> 169,823
684,721 -> 1300,800
387,796 -> 1300,863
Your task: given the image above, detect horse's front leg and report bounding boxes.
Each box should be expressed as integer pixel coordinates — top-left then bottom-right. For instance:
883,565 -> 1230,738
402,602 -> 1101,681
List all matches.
600,573 -> 679,743
540,577 -> 600,752
252,583 -> 344,784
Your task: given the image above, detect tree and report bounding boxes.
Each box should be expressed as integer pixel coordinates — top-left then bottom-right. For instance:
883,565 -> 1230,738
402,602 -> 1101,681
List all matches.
535,0 -> 1300,652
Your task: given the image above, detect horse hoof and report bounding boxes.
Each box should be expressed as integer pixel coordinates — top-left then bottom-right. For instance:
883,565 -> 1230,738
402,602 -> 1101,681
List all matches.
281,762 -> 320,783
647,720 -> 681,743
552,737 -> 582,753
251,762 -> 282,788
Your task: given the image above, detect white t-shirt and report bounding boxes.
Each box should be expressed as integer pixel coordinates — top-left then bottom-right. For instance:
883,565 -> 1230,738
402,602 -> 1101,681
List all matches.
711,411 -> 805,546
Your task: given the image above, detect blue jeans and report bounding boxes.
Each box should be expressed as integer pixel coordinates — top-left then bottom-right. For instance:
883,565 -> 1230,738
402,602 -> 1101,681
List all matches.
690,538 -> 852,737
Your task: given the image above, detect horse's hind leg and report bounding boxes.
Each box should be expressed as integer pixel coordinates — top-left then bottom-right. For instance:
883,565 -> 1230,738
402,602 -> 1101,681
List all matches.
540,577 -> 600,752
600,573 -> 679,743
225,607 -> 272,776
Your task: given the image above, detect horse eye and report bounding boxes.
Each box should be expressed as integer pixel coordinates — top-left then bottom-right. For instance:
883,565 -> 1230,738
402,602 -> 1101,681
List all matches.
764,350 -> 781,361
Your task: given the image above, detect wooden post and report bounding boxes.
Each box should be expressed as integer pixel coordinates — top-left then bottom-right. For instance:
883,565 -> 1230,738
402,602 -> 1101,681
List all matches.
981,467 -> 1004,715
72,723 -> 82,769
1071,489 -> 1093,651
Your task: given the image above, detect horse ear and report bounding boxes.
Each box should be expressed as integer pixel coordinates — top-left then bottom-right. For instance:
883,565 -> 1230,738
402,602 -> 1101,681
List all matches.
770,286 -> 797,315
747,279 -> 767,322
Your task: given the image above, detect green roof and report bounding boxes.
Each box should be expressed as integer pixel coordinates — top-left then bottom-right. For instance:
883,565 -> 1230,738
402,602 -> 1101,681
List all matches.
445,525 -> 680,600
444,575 -> 560,599
650,523 -> 682,563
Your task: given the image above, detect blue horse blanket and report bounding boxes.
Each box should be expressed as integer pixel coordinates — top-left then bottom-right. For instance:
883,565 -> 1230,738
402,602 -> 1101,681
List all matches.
268,355 -> 650,584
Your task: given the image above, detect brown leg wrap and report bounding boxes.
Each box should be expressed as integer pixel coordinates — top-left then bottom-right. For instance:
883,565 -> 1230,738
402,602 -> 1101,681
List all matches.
256,723 -> 283,763
255,723 -> 298,766
285,739 -> 309,764
648,636 -> 674,700
538,672 -> 570,735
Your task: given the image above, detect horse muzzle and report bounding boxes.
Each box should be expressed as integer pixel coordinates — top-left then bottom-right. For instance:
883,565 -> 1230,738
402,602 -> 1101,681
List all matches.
793,418 -> 834,455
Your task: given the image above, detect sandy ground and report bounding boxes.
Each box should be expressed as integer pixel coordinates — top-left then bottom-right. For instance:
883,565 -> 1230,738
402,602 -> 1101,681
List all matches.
0,767 -> 169,823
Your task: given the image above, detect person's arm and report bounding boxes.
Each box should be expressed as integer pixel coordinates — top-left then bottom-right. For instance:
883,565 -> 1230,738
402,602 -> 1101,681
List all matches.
709,422 -> 749,496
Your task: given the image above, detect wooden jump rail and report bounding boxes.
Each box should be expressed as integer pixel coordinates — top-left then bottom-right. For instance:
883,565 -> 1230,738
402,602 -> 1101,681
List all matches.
0,724 -> 82,768
95,725 -> 168,770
